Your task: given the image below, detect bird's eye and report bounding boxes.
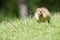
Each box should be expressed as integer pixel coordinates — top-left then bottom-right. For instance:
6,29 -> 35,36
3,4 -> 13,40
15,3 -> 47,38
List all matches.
39,13 -> 43,17
40,11 -> 42,13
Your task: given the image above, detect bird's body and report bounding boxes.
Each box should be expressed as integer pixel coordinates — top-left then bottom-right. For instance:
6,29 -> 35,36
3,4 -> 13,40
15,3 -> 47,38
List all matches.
34,7 -> 51,23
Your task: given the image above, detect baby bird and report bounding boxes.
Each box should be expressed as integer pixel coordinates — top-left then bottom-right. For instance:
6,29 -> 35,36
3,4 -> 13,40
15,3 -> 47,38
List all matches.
34,7 -> 51,23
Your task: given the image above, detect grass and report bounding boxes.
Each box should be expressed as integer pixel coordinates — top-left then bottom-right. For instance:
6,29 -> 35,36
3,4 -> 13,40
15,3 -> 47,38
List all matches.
0,13 -> 60,40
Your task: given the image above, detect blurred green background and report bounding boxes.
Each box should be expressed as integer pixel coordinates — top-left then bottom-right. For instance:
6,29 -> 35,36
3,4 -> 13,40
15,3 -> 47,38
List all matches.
0,0 -> 60,40
0,0 -> 60,21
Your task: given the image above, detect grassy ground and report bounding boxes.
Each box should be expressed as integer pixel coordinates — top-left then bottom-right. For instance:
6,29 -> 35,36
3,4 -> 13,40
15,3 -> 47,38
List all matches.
0,13 -> 60,40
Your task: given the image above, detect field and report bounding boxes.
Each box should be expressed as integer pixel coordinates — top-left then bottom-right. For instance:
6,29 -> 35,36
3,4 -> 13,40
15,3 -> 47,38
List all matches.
0,13 -> 60,40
